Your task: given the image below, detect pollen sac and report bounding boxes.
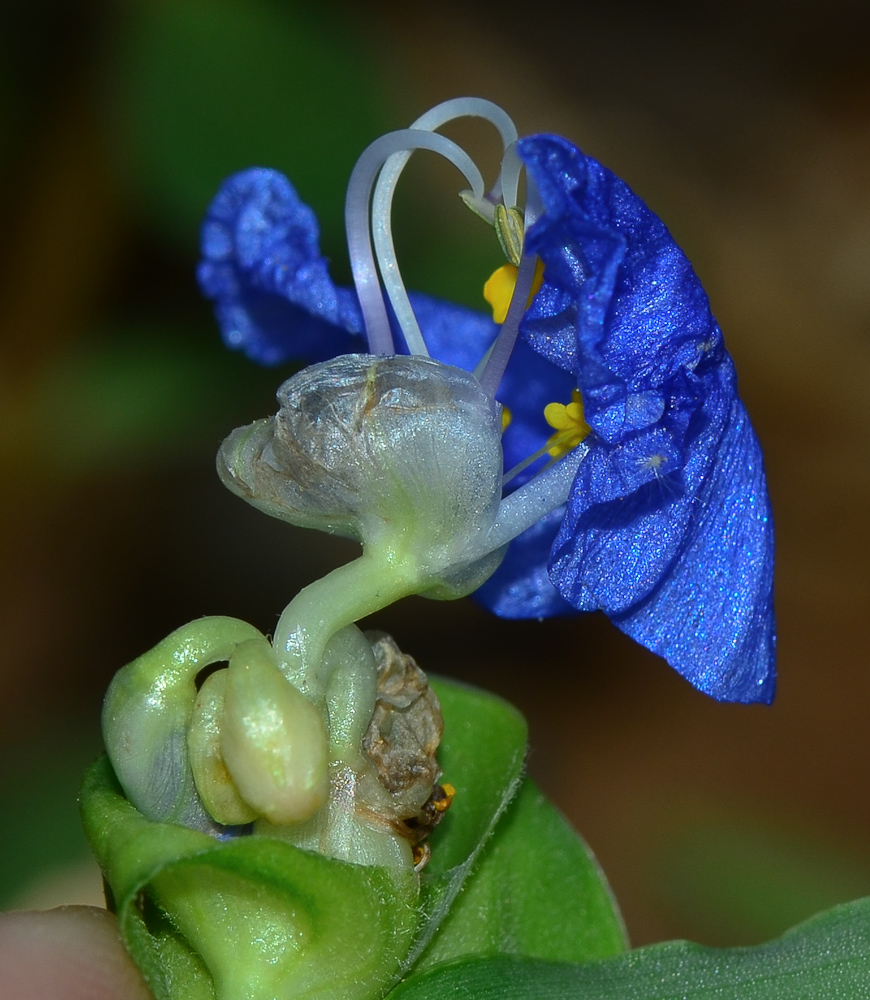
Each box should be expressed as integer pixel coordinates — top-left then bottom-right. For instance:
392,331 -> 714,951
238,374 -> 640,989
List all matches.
218,354 -> 505,581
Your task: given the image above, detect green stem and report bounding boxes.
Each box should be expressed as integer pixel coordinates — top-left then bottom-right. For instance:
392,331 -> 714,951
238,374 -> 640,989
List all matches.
273,549 -> 422,699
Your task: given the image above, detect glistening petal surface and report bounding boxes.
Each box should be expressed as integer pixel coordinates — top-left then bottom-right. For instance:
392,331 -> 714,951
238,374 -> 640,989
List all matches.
512,134 -> 776,702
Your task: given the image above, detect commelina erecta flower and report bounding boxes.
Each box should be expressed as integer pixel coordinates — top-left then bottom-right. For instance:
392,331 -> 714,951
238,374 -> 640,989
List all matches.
198,98 -> 775,705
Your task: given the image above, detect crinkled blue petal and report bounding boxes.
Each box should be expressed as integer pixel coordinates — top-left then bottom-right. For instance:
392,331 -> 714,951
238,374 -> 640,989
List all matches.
197,168 -> 363,365
611,400 -> 775,703
519,136 -> 719,442
550,360 -> 733,613
514,134 -> 775,702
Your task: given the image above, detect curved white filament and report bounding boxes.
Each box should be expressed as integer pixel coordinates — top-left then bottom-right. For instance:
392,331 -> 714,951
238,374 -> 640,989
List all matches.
371,99 -> 520,356
497,140 -> 523,213
346,129 -> 485,355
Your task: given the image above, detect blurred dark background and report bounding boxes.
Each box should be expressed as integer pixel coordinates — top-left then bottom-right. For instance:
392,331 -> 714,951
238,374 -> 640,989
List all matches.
2,0 -> 869,948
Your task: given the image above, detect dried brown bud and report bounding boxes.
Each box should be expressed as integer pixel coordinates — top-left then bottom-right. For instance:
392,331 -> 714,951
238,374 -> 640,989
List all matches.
361,631 -> 443,817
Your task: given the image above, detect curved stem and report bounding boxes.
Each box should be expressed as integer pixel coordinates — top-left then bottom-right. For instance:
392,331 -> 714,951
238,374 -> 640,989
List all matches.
272,549 -> 422,700
321,625 -> 379,766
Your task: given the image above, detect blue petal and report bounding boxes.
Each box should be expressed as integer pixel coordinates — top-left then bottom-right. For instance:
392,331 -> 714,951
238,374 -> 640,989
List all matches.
515,134 -> 775,701
612,401 -> 775,703
475,506 -> 575,619
197,168 -> 362,365
551,358 -> 732,611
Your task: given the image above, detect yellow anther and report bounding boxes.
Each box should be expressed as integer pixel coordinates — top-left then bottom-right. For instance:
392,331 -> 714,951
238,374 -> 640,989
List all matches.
483,259 -> 545,324
500,404 -> 512,432
543,390 -> 590,458
436,783 -> 456,811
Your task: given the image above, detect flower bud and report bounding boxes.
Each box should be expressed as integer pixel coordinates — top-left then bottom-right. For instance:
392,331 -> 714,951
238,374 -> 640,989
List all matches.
188,669 -> 258,826
221,638 -> 329,825
102,617 -> 265,831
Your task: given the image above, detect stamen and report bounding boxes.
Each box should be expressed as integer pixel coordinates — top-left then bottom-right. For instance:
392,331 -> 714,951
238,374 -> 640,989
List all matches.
475,249 -> 538,397
543,390 -> 590,457
494,205 -> 525,267
346,99 -> 535,389
501,405 -> 512,432
346,129 -> 485,355
368,99 -> 520,356
501,438 -> 553,486
474,175 -> 543,398
501,389 -> 590,485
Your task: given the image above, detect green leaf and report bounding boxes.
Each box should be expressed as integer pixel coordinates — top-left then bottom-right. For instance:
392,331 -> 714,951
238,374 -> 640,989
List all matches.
389,897 -> 870,1000
417,779 -> 627,970
81,757 -> 418,1000
426,678 -> 528,876
406,678 -> 528,966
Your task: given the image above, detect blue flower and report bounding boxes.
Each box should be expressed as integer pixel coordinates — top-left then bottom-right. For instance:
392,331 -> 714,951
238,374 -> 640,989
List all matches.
198,119 -> 775,705
503,135 -> 775,704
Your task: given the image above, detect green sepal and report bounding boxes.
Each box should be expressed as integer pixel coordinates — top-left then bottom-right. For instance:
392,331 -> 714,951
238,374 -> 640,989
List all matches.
417,779 -> 627,970
389,896 -> 870,1000
81,756 -> 418,1000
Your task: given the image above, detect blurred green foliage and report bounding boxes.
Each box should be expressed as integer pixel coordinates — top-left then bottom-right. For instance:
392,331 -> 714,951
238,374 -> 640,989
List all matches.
31,326 -> 275,475
0,727 -> 101,906
103,0 -> 392,256
653,812 -> 870,945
